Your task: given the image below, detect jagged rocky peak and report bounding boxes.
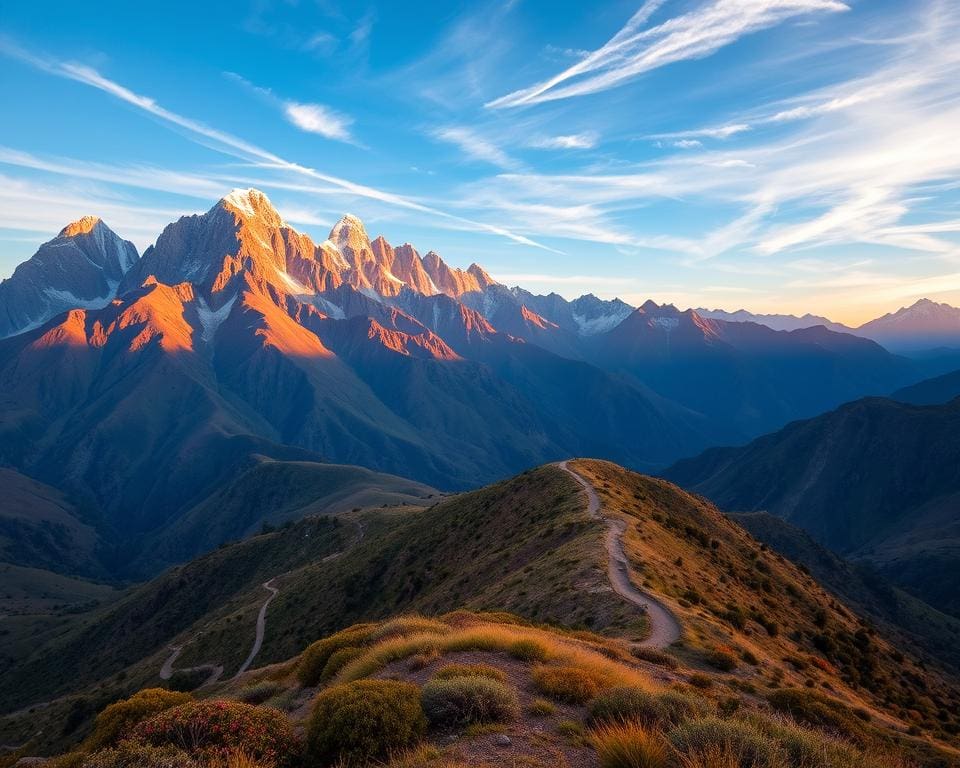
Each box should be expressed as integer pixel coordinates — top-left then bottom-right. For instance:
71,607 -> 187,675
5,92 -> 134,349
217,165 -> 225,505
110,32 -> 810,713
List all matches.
58,215 -> 104,238
216,188 -> 284,228
328,214 -> 373,269
467,263 -> 497,289
0,216 -> 139,338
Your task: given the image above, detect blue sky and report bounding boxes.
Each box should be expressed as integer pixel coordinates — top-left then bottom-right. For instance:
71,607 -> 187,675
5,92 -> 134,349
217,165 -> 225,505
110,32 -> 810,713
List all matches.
1,0 -> 959,324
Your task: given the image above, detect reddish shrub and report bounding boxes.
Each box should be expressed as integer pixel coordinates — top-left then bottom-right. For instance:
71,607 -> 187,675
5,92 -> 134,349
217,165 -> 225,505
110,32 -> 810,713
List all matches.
131,700 -> 300,767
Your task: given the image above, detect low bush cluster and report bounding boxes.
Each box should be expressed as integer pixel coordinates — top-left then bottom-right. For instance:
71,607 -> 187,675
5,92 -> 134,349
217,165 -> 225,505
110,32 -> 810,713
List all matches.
667,717 -> 777,768
508,638 -> 550,662
83,688 -> 193,752
589,687 -> 710,729
235,680 -> 284,705
297,623 -> 375,686
630,646 -> 679,670
591,721 -> 669,768
421,676 -> 519,728
706,645 -> 739,672
75,743 -> 198,768
532,664 -> 612,704
131,700 -> 300,767
306,679 -> 426,766
765,688 -> 865,740
433,663 -> 507,682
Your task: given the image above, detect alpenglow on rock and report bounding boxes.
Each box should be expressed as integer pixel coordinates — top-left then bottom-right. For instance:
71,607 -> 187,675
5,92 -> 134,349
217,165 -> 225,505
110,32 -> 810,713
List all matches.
0,217 -> 138,338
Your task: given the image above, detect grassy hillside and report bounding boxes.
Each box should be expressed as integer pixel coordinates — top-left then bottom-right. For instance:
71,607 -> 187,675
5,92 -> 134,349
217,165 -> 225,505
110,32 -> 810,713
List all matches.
12,612 -> 959,768
0,469 -> 104,578
663,396 -> 960,617
0,467 -> 645,725
730,510 -> 960,675
571,460 -> 960,742
3,461 -> 959,763
135,457 -> 438,573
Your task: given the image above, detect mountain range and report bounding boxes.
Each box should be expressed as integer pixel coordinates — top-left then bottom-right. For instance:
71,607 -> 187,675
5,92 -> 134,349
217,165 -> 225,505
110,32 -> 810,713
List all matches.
1,189 -> 953,579
664,394 -> 960,618
699,299 -> 960,353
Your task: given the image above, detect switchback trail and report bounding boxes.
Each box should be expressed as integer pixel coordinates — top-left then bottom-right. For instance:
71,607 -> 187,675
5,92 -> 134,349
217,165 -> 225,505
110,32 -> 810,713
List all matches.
234,578 -> 280,678
557,461 -> 682,648
159,514 -> 368,684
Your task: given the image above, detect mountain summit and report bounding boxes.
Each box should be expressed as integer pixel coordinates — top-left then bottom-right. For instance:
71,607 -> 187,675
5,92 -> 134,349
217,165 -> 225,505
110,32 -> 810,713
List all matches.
856,297 -> 960,351
0,216 -> 138,338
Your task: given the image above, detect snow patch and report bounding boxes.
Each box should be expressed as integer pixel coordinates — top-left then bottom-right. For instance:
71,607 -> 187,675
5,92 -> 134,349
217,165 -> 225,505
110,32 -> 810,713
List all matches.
650,317 -> 679,331
573,311 -> 629,336
312,295 -> 345,320
42,281 -> 118,310
196,295 -> 237,343
223,188 -> 259,217
276,268 -> 311,295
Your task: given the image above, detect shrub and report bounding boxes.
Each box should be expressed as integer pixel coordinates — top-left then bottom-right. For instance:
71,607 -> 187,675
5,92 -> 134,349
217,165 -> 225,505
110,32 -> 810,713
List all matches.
369,616 -> 450,641
321,647 -> 365,681
131,700 -> 300,767
236,681 -> 284,705
78,743 -> 198,768
297,624 -> 374,686
765,689 -> 864,738
590,721 -> 669,768
688,674 -> 713,690
556,719 -> 588,747
84,689 -> 193,751
529,698 -> 556,717
385,744 -> 444,768
631,647 -> 679,670
668,718 -> 778,768
508,638 -> 549,662
421,677 -> 519,728
532,665 -> 612,704
590,688 -> 710,729
706,646 -> 738,672
433,663 -> 507,682
306,680 -> 426,767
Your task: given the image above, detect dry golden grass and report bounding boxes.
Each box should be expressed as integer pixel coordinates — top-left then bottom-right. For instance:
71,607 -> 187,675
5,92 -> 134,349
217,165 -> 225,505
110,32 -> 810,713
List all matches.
531,665 -> 614,704
590,721 -> 670,768
336,620 -> 653,690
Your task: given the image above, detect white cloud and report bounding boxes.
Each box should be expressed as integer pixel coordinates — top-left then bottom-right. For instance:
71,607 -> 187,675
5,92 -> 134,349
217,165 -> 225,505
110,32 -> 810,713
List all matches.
672,139 -> 702,149
529,132 -> 599,150
284,101 -> 353,141
433,127 -> 519,169
649,123 -> 751,140
0,41 -> 555,252
487,0 -> 848,108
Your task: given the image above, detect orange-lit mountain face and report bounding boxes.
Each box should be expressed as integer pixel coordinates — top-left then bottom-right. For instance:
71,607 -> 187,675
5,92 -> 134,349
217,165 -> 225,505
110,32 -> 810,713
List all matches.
0,189 -> 936,576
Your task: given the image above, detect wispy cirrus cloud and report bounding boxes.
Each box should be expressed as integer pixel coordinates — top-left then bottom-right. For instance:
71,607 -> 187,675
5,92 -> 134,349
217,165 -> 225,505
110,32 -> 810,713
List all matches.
0,38 -> 556,252
528,132 -> 599,150
433,127 -> 520,169
487,0 -> 849,108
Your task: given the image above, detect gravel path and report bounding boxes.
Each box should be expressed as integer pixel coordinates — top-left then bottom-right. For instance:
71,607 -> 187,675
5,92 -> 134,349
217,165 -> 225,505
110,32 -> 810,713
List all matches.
558,461 -> 682,647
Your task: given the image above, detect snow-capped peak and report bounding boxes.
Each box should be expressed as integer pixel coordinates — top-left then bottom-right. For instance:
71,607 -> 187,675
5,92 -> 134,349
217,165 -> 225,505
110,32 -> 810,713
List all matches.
219,188 -> 283,223
329,213 -> 369,244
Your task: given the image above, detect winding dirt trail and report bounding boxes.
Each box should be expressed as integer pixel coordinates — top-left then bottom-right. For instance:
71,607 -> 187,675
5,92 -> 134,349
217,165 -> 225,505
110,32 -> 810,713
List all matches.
557,461 -> 682,648
234,578 -> 280,678
158,515 -> 369,684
